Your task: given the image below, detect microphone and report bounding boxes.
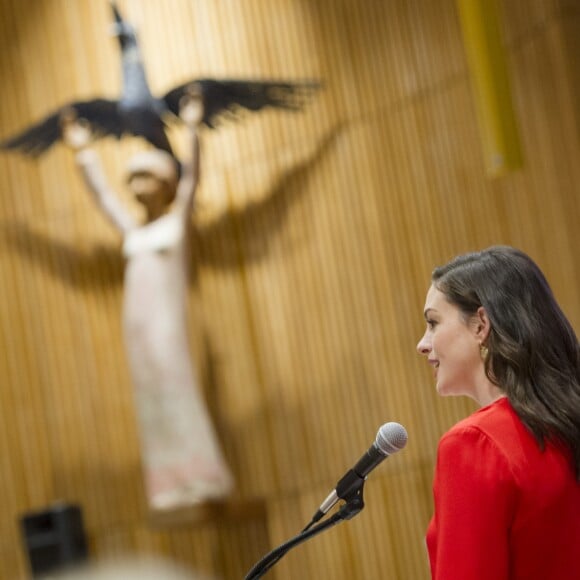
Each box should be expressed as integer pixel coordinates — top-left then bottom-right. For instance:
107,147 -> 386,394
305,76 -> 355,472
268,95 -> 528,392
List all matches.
245,423 -> 409,577
310,422 -> 408,525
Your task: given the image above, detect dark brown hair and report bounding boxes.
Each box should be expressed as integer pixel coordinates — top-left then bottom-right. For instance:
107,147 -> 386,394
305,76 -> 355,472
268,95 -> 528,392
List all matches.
432,246 -> 580,479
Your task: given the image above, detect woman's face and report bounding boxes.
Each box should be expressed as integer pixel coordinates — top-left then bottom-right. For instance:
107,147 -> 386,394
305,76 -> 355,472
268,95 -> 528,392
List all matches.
416,285 -> 485,399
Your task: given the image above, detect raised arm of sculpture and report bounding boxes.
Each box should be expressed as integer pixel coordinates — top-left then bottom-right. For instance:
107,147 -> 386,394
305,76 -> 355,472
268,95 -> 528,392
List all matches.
60,109 -> 136,234
173,87 -> 204,215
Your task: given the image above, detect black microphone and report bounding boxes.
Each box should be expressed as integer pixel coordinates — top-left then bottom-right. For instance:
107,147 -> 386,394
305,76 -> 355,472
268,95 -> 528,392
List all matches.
309,422 -> 408,525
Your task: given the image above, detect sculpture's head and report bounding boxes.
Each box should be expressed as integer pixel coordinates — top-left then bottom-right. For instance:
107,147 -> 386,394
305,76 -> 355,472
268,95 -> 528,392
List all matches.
126,150 -> 179,213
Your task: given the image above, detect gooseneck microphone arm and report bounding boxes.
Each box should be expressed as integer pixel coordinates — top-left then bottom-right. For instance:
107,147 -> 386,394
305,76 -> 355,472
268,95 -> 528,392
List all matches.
244,485 -> 366,580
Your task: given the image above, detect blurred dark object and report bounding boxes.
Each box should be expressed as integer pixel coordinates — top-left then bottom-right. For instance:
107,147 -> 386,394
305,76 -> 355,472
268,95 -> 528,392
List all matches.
20,503 -> 88,578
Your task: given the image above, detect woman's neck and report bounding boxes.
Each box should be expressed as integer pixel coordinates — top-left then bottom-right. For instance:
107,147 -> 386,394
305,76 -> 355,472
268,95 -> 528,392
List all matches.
474,383 -> 506,407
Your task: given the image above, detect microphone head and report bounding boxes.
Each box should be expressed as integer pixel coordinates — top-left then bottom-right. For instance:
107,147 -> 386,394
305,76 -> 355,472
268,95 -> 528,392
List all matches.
375,422 -> 408,456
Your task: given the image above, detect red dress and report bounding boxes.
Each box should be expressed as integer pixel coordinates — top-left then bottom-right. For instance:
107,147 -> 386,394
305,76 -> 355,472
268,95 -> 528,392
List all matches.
426,397 -> 580,579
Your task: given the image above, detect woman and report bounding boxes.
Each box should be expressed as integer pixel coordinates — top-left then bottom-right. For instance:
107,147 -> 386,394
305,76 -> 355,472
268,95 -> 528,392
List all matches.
417,246 -> 580,579
61,90 -> 233,511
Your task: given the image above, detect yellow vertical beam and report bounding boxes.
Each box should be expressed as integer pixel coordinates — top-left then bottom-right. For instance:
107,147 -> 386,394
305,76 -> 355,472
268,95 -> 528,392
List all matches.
456,0 -> 523,176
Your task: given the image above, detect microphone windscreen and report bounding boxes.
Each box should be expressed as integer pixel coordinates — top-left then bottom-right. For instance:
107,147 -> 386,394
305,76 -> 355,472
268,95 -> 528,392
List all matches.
375,422 -> 408,455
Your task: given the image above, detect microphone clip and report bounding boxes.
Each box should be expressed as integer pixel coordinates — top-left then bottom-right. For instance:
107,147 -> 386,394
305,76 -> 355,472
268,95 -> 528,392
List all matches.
335,469 -> 367,506
306,471 -> 366,531
337,484 -> 365,521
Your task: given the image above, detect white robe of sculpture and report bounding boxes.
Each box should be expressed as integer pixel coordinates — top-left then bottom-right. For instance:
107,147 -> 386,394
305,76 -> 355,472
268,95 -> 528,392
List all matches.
123,211 -> 233,510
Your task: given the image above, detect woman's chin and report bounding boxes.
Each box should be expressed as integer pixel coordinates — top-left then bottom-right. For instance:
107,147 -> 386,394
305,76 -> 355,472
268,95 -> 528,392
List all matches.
435,381 -> 453,397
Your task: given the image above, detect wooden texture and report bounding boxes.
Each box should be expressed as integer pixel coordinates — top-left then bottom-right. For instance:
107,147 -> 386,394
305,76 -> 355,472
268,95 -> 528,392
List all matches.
0,1 -> 578,578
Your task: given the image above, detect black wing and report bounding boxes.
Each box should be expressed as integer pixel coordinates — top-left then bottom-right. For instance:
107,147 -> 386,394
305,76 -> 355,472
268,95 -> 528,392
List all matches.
163,79 -> 322,129
1,99 -> 122,157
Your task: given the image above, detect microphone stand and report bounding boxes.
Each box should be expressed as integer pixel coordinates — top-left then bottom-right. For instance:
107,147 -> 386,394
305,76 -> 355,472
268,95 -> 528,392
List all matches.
244,479 -> 366,579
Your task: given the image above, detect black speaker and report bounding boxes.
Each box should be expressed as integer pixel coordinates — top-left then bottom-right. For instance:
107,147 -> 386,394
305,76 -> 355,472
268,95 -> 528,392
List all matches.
20,502 -> 88,577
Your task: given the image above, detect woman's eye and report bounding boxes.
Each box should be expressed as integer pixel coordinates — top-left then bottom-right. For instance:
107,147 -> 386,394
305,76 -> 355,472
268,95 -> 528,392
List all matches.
426,319 -> 437,329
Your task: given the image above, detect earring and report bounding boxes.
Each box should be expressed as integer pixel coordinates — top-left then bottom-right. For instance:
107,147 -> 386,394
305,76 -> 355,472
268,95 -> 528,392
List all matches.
480,344 -> 489,361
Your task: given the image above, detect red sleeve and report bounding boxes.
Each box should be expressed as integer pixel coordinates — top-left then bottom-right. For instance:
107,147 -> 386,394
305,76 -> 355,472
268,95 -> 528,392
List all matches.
427,426 -> 517,580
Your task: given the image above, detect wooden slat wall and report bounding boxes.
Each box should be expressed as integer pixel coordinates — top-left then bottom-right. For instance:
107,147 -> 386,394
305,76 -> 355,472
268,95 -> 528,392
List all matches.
0,1 -> 578,578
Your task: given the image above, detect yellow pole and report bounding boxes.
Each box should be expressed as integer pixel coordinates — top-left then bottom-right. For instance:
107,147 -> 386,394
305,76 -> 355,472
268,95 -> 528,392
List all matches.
456,0 -> 523,176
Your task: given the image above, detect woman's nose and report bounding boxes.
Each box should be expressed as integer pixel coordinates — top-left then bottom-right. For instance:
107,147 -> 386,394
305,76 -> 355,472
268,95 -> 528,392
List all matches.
416,333 -> 430,355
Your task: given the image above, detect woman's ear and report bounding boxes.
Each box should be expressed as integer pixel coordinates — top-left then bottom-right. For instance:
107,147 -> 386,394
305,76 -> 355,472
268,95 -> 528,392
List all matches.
474,306 -> 491,342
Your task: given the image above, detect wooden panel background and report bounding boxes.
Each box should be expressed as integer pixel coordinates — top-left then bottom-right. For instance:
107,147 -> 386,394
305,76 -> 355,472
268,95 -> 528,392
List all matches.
0,0 -> 578,578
